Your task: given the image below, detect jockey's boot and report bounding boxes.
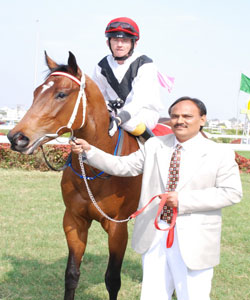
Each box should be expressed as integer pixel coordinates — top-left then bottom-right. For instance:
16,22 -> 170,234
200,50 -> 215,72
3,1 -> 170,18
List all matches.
140,127 -> 154,140
131,123 -> 155,142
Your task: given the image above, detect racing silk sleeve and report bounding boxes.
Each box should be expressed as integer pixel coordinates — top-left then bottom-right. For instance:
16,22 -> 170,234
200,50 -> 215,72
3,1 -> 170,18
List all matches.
92,60 -> 110,102
123,60 -> 163,117
92,53 -> 164,118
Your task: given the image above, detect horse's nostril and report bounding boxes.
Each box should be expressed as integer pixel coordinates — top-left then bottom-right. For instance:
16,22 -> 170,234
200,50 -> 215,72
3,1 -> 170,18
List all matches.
8,132 -> 30,150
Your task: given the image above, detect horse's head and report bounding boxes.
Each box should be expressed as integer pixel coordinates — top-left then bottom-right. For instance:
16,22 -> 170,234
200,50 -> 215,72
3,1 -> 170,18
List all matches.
8,52 -> 109,154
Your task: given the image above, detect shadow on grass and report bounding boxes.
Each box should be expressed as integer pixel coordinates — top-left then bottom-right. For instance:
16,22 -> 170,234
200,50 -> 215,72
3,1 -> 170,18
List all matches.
0,252 -> 142,300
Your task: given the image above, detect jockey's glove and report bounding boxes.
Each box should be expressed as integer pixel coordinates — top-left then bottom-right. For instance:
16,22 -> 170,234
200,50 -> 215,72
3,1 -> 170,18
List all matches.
108,111 -> 131,136
109,117 -> 119,136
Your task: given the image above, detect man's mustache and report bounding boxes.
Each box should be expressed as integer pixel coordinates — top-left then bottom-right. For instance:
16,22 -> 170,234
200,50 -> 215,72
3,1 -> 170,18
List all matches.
174,124 -> 187,128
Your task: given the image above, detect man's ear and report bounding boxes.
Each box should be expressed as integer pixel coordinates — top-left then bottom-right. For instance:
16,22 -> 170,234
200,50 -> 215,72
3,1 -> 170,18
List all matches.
200,115 -> 207,126
134,41 -> 138,48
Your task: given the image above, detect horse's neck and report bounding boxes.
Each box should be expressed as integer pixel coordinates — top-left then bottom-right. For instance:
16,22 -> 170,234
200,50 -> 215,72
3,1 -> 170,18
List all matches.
76,104 -> 115,153
78,120 -> 113,151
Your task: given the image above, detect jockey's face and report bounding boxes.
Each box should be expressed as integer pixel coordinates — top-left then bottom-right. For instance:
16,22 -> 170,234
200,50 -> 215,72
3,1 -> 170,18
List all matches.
108,38 -> 136,60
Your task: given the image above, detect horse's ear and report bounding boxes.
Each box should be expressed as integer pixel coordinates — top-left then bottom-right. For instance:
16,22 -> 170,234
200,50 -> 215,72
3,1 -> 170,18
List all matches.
68,51 -> 82,78
45,51 -> 58,70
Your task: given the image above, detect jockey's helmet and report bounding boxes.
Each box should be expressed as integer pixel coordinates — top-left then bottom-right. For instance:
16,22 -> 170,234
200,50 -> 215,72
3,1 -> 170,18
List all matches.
105,17 -> 140,41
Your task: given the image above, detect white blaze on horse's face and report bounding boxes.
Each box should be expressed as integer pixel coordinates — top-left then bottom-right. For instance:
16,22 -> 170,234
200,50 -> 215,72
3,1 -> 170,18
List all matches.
41,81 -> 54,93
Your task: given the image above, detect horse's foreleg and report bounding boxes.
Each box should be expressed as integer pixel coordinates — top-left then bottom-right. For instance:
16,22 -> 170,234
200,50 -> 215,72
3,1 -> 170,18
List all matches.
63,209 -> 90,300
104,222 -> 128,300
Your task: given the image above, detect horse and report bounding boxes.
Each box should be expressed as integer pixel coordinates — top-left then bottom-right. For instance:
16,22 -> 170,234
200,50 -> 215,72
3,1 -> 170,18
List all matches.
7,51 -> 144,300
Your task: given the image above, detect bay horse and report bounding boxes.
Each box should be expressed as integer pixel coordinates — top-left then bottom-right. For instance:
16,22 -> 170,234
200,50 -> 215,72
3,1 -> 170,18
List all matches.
7,52 -> 142,300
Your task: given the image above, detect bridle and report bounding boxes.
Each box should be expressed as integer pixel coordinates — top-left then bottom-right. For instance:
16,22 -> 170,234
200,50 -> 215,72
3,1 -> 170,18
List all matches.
39,71 -> 87,171
32,72 -> 87,145
49,71 -> 87,130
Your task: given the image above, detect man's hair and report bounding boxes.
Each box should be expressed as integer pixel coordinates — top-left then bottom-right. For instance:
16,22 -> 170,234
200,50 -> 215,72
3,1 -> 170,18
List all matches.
168,96 -> 207,116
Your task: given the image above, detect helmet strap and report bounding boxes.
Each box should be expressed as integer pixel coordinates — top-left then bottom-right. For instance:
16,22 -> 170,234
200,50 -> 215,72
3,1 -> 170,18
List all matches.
108,39 -> 135,61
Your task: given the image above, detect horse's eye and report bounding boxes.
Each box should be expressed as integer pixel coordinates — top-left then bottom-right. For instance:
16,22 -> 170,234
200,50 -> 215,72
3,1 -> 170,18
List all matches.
56,92 -> 67,99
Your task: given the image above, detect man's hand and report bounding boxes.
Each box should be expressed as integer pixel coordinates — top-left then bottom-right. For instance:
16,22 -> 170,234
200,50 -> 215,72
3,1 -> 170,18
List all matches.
160,191 -> 178,208
69,138 -> 91,154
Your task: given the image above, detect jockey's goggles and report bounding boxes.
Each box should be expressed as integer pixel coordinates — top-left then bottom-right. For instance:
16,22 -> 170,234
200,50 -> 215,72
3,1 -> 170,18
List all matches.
106,22 -> 139,34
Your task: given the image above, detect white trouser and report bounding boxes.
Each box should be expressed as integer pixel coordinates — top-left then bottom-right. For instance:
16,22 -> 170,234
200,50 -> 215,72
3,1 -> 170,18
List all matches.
121,108 -> 160,132
140,221 -> 213,300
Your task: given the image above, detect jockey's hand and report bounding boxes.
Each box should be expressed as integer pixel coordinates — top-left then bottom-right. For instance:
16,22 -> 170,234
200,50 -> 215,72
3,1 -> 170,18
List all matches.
108,111 -> 131,136
69,138 -> 91,154
109,117 -> 121,136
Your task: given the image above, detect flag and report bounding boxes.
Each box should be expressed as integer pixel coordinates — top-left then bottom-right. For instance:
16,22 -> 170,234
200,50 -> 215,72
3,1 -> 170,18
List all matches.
238,73 -> 250,124
240,73 -> 250,94
157,71 -> 175,93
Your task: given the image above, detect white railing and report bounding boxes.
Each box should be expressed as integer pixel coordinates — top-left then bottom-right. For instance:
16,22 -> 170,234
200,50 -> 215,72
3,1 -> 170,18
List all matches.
205,133 -> 250,139
216,144 -> 250,151
0,135 -> 68,145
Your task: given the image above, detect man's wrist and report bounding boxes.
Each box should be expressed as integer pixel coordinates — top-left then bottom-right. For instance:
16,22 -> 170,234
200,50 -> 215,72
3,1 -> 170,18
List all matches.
84,145 -> 95,158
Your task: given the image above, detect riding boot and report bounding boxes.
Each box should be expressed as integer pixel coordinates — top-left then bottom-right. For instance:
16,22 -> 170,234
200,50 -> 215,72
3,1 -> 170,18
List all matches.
140,127 -> 155,141
130,123 -> 155,143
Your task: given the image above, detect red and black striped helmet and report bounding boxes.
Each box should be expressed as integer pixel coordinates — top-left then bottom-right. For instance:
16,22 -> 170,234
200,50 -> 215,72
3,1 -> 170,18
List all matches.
105,17 -> 140,41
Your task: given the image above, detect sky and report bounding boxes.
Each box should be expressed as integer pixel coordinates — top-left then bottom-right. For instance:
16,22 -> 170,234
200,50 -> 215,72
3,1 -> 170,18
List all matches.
1,0 -> 250,121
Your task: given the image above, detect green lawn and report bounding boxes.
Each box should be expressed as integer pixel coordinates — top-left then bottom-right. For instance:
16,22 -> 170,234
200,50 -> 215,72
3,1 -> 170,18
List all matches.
0,169 -> 249,300
237,150 -> 250,159
0,129 -> 9,135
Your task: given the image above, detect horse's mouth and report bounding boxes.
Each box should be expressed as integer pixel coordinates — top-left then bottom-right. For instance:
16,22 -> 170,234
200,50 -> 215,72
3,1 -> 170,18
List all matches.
22,136 -> 51,154
8,133 -> 53,155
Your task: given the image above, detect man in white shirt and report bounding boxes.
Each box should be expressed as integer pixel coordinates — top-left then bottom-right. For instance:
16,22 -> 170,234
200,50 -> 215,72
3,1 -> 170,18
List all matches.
92,17 -> 164,140
70,97 -> 242,300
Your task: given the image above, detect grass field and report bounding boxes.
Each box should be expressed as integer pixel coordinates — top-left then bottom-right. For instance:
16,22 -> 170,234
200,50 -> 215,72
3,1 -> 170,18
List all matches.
0,169 -> 249,300
237,150 -> 250,159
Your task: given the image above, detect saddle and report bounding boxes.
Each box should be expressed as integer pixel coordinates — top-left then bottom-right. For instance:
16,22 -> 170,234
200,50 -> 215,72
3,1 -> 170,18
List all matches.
152,123 -> 172,136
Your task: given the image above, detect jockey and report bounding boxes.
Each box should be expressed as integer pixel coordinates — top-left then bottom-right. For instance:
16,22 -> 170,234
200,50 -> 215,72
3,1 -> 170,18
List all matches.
92,17 -> 164,140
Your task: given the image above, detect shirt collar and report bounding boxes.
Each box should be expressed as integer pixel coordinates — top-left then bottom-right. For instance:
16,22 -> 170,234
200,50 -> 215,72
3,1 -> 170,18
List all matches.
174,132 -> 203,151
109,51 -> 140,67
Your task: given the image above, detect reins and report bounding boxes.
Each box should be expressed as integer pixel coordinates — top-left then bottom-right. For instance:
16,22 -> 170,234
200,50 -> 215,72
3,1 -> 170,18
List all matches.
41,146 -> 72,172
68,128 -> 124,180
41,127 -> 124,175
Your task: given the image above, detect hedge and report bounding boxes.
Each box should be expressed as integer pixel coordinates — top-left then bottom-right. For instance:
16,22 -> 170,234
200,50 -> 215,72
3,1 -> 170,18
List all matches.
235,152 -> 250,173
1,143 -> 250,173
0,143 -> 71,171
